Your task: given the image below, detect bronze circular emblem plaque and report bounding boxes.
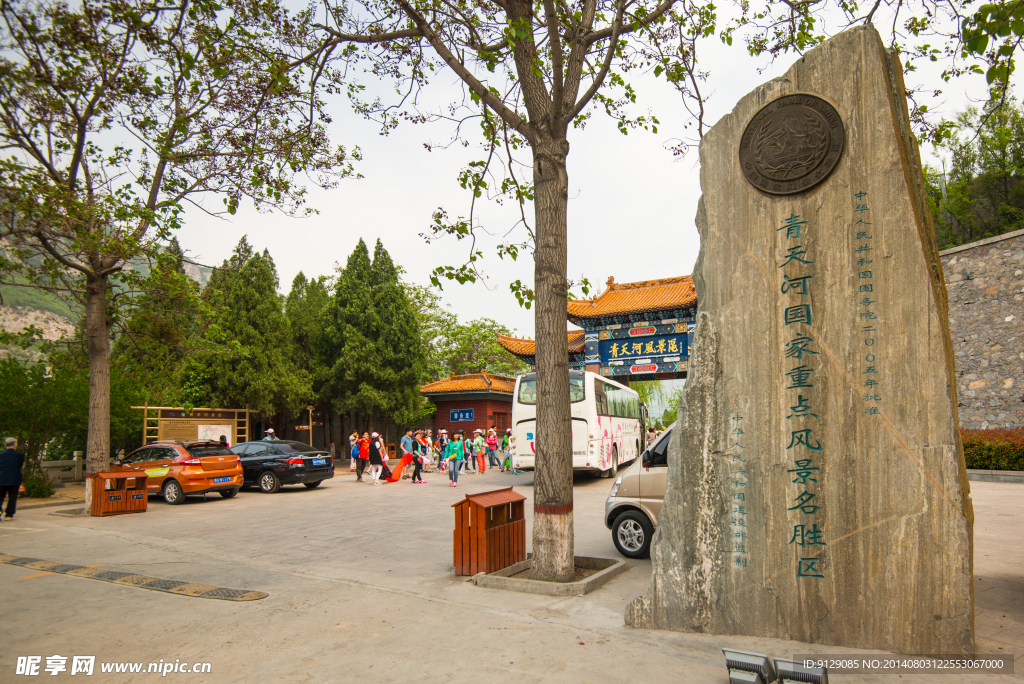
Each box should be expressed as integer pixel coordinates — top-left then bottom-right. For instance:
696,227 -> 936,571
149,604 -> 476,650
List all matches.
739,94 -> 845,195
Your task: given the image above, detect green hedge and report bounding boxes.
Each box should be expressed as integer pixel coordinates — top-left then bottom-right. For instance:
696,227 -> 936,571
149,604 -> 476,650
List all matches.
961,428 -> 1024,471
21,471 -> 55,498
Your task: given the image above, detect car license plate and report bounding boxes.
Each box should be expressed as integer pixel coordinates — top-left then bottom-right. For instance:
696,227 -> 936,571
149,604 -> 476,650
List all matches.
312,458 -> 326,465
213,476 -> 230,484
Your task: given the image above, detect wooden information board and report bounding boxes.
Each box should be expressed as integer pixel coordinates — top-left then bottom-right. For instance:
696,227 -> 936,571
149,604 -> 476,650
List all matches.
132,406 -> 249,445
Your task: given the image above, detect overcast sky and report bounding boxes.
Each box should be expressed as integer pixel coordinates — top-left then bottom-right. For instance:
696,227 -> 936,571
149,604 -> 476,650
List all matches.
175,12 -> 1014,340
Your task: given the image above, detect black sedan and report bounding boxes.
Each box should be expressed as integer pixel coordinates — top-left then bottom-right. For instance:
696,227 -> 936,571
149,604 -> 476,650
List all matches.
230,440 -> 334,493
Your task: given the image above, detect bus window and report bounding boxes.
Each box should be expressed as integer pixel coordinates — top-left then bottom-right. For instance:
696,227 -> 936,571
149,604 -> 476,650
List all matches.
519,375 -> 587,404
518,378 -> 538,404
569,375 -> 586,403
607,384 -> 626,417
595,385 -> 608,415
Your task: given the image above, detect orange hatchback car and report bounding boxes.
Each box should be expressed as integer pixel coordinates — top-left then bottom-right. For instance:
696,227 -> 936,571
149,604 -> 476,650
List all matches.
112,440 -> 243,505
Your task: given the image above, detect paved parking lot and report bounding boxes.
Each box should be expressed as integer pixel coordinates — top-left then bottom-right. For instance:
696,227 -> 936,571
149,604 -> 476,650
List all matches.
2,468 -> 1022,682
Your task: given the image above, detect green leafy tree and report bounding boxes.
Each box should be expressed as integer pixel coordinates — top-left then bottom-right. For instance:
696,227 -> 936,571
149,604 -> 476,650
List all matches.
289,0 -> 825,582
402,280 -> 457,381
439,318 -> 530,379
0,359 -> 69,472
111,238 -> 206,404
197,238 -> 312,419
926,97 -> 1024,248
282,0 -> 1010,579
0,0 -> 355,501
660,394 -> 680,428
0,350 -> 145,472
631,380 -> 670,417
404,280 -> 527,379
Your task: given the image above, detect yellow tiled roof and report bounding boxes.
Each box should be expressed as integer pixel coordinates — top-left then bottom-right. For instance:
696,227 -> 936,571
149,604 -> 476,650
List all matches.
566,276 -> 696,319
421,372 -> 516,394
495,330 -> 586,358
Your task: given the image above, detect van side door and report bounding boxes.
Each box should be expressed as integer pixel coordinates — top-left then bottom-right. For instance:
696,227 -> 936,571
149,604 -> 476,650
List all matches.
639,431 -> 671,523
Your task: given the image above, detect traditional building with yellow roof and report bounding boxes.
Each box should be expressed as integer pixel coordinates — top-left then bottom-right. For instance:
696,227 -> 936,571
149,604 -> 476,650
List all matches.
420,371 -> 517,435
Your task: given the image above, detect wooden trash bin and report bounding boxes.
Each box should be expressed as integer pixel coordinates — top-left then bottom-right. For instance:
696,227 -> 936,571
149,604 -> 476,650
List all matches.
91,472 -> 149,517
452,486 -> 526,575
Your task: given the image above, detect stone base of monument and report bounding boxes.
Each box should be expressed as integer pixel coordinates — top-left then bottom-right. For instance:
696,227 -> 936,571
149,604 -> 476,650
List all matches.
471,555 -> 627,596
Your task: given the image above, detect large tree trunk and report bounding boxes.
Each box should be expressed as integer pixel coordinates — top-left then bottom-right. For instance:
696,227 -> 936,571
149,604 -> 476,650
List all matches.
83,273 -> 111,508
529,135 -> 574,582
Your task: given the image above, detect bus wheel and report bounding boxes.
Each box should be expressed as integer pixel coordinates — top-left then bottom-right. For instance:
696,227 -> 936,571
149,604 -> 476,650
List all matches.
601,446 -> 618,478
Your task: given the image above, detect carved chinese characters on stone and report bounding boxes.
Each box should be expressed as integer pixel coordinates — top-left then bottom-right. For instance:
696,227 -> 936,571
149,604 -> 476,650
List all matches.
627,27 -> 973,656
739,94 -> 845,195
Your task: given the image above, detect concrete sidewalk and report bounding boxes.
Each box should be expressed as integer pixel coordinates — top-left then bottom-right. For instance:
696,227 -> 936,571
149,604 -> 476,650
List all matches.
17,481 -> 85,510
0,468 -> 1020,682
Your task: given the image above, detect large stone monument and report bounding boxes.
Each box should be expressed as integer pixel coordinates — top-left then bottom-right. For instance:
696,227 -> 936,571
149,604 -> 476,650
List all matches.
626,25 -> 974,655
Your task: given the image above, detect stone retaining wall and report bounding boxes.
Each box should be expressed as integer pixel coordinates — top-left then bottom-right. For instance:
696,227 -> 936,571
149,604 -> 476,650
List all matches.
941,229 -> 1024,429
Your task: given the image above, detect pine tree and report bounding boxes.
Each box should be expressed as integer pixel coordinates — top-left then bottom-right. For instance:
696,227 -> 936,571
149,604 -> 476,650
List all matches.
319,239 -> 376,420
319,239 -> 427,428
200,238 -> 311,417
286,272 -> 331,391
286,272 -> 332,444
368,239 -> 427,426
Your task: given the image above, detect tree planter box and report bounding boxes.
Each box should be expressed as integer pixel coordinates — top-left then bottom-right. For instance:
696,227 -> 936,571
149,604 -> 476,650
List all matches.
471,555 -> 627,596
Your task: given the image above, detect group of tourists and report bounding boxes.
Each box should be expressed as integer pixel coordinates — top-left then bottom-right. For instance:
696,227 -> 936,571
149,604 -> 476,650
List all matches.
347,427 -> 518,487
439,427 -> 518,487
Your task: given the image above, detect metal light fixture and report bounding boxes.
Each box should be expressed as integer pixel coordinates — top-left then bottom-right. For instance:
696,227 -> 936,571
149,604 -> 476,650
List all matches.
774,659 -> 828,684
722,649 -> 777,684
729,670 -> 763,684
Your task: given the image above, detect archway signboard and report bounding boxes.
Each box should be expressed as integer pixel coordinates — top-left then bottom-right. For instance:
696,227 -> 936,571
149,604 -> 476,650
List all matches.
495,275 -> 698,382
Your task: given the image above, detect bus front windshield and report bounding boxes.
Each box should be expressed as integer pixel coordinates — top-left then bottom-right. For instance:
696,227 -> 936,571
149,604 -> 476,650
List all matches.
517,376 -> 586,404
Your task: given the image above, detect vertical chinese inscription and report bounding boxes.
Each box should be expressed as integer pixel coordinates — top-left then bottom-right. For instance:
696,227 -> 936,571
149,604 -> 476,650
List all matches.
854,191 -> 882,414
778,213 -> 826,578
728,414 -> 749,568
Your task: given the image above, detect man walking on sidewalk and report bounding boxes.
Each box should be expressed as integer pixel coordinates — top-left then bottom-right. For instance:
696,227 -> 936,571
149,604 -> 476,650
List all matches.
0,437 -> 26,521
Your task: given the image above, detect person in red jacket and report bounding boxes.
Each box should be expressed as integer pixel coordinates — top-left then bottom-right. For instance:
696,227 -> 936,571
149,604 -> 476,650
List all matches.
486,429 -> 500,470
356,432 -> 370,482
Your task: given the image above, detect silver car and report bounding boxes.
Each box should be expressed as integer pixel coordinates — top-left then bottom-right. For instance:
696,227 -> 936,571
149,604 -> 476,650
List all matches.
604,426 -> 672,558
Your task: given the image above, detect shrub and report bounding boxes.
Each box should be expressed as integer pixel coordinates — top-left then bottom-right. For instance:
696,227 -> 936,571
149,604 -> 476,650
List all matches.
961,428 -> 1024,471
21,471 -> 55,498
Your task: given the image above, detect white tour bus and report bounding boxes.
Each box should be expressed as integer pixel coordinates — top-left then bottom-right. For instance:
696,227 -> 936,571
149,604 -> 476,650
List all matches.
511,370 -> 642,477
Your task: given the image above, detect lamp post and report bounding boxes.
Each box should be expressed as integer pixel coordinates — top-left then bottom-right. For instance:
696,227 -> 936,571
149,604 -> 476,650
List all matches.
307,405 -> 315,446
